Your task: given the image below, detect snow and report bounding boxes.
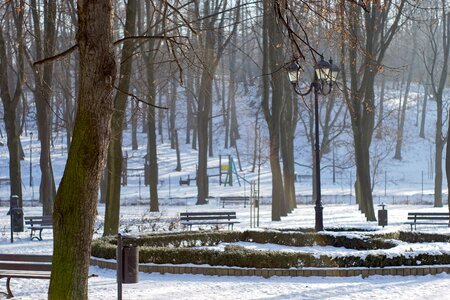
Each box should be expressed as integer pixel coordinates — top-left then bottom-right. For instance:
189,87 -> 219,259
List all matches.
2,267 -> 448,300
0,82 -> 449,298
198,241 -> 450,260
0,204 -> 449,299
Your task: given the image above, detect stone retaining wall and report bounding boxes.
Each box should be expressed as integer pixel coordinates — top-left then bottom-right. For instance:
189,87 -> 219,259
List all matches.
90,257 -> 450,278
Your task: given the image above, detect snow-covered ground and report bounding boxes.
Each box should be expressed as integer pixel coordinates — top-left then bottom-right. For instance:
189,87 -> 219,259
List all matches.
0,82 -> 449,298
0,204 -> 449,300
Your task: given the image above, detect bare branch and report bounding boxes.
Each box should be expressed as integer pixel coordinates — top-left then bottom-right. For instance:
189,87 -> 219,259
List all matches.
33,44 -> 78,66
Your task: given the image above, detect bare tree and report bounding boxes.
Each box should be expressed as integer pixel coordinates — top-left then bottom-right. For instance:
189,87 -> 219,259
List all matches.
196,0 -> 240,205
0,0 -> 25,205
29,0 -> 59,216
103,0 -> 137,237
48,0 -> 116,297
420,2 -> 450,208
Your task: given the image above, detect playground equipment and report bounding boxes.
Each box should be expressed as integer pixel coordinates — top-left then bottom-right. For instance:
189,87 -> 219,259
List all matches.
220,155 -> 241,187
177,155 -> 241,188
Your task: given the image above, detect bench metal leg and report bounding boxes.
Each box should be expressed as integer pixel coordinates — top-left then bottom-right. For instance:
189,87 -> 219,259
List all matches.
30,229 -> 44,241
6,277 -> 13,298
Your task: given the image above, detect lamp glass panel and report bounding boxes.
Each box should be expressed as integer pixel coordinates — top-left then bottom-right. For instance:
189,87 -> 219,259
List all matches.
315,67 -> 330,80
288,70 -> 299,84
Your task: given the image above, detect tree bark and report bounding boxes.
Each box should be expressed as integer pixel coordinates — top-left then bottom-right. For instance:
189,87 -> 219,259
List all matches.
419,84 -> 428,138
394,28 -> 417,160
103,0 -> 136,237
48,0 -> 116,298
131,99 -> 138,150
0,1 -> 25,205
262,0 -> 284,221
144,0 -> 161,212
30,0 -> 57,216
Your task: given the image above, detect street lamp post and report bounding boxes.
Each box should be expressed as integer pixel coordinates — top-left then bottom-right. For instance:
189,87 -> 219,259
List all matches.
287,56 -> 340,232
29,132 -> 33,187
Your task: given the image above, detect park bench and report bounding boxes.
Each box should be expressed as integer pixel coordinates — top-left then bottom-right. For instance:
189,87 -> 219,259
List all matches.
0,254 -> 52,298
405,212 -> 450,230
25,216 -> 53,241
179,175 -> 192,186
180,211 -> 239,230
219,196 -> 249,208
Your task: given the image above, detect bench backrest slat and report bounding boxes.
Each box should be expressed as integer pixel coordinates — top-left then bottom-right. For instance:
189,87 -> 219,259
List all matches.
180,212 -> 236,216
180,216 -> 237,221
407,212 -> 449,216
0,254 -> 52,262
180,212 -> 237,222
24,216 -> 53,226
407,216 -> 450,220
0,262 -> 52,271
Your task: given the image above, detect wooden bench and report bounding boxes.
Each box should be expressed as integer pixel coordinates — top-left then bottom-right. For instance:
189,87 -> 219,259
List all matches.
405,212 -> 450,230
219,196 -> 249,208
0,254 -> 52,298
25,216 -> 53,241
180,211 -> 239,230
179,175 -> 191,186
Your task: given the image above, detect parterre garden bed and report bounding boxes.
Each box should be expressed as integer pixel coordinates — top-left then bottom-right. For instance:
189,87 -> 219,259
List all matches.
91,230 -> 450,269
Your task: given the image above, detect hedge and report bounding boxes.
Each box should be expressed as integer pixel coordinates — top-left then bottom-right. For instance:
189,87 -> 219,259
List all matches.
90,230 -> 450,268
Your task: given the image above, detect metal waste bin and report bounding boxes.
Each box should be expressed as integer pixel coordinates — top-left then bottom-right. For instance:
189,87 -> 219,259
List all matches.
117,234 -> 139,300
378,203 -> 387,227
10,195 -> 24,232
122,245 -> 139,284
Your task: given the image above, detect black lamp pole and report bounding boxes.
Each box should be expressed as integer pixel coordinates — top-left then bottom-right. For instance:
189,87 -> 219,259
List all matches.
312,79 -> 323,231
29,132 -> 33,187
287,56 -> 339,232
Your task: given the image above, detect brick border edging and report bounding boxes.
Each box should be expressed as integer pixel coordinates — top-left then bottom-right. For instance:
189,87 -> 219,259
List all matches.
90,257 -> 450,278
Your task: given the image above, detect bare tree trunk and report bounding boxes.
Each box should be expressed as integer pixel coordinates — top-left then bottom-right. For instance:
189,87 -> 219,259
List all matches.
103,0 -> 136,237
208,101 -> 214,157
169,77 -> 177,149
131,99 -> 138,150
158,92 -> 164,143
175,129 -> 181,171
197,71 -> 213,204
281,81 -> 298,213
262,0 -> 284,221
0,1 -> 25,205
394,28 -> 417,160
419,84 -> 428,138
49,0 -> 116,298
144,0 -> 161,212
196,0 -> 240,205
30,0 -> 57,216
375,74 -> 385,139
185,74 -> 194,144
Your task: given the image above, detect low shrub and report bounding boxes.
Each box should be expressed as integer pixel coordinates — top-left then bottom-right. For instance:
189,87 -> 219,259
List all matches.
91,230 -> 450,269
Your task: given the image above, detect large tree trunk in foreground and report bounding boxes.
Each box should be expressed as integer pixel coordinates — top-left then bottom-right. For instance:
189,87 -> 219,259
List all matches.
49,0 -> 116,298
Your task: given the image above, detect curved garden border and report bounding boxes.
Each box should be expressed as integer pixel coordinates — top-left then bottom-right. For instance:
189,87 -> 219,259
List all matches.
90,257 -> 450,278
91,230 -> 450,278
